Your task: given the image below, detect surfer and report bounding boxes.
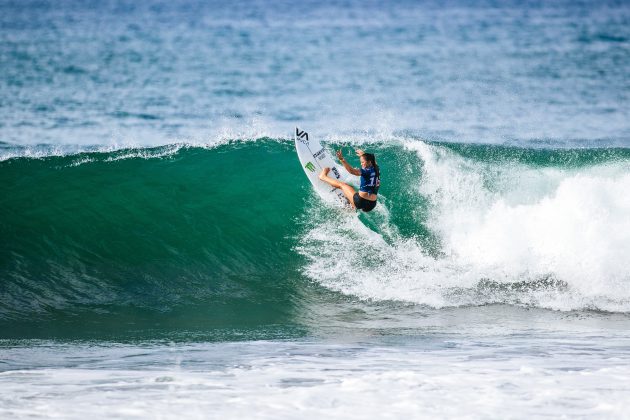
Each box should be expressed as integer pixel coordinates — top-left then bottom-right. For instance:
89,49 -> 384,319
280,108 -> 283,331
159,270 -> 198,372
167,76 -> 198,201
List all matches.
319,149 -> 380,212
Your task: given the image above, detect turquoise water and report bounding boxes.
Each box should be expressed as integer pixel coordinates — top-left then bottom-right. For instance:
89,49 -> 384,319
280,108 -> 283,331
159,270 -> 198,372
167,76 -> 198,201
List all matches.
2,0 -> 630,418
3,141 -> 629,340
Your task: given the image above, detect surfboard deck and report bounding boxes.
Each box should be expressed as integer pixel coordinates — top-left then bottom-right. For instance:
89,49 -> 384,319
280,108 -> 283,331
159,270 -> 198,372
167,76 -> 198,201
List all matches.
294,127 -> 351,208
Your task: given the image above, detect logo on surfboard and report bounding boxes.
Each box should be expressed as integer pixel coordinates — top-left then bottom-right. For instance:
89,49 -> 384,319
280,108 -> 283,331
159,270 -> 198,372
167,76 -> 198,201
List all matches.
304,162 -> 316,172
313,148 -> 326,160
296,128 -> 309,144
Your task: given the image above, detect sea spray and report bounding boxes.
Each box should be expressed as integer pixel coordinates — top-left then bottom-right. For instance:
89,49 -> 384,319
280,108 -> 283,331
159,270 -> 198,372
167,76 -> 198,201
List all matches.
299,140 -> 630,312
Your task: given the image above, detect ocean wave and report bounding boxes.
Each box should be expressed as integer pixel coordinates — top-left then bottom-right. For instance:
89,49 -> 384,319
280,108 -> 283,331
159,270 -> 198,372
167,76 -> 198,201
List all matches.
298,140 -> 630,313
2,138 -> 630,336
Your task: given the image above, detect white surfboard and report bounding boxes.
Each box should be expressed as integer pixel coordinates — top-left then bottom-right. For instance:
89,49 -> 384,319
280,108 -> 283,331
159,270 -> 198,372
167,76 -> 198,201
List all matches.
295,127 -> 351,208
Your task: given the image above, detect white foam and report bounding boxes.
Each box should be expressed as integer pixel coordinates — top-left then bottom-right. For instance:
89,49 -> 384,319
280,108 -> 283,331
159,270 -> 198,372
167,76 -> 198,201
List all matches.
299,141 -> 630,312
2,339 -> 630,419
103,144 -> 185,162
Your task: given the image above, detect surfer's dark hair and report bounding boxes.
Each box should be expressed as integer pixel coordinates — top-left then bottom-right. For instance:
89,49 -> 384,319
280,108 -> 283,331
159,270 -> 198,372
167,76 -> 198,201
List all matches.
363,153 -> 379,179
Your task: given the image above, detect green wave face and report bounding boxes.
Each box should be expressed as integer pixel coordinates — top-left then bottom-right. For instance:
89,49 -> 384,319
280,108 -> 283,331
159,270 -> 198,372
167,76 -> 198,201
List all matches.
0,141 -> 314,339
1,139 -> 630,339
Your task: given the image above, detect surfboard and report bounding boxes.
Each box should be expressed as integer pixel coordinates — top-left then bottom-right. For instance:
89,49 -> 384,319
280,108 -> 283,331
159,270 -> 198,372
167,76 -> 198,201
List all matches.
294,127 -> 351,208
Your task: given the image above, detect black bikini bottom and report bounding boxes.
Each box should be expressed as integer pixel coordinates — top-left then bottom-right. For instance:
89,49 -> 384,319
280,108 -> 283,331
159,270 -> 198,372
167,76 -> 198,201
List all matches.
353,193 -> 377,212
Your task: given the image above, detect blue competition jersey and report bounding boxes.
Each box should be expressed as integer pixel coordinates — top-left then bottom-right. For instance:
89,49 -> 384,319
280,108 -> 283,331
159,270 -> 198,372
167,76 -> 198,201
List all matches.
359,166 -> 380,194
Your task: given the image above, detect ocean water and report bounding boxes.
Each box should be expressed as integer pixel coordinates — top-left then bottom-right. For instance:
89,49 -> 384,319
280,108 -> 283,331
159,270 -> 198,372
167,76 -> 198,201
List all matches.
1,0 -> 630,418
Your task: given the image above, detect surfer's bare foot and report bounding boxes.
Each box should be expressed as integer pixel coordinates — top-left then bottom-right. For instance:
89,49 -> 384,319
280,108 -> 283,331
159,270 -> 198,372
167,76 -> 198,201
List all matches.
319,167 -> 330,180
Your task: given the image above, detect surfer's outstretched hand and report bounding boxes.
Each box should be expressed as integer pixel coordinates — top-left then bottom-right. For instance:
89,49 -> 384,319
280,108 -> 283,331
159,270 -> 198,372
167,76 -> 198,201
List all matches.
336,149 -> 344,160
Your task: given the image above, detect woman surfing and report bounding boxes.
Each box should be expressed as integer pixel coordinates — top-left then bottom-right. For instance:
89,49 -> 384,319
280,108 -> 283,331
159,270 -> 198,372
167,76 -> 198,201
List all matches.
319,148 -> 380,212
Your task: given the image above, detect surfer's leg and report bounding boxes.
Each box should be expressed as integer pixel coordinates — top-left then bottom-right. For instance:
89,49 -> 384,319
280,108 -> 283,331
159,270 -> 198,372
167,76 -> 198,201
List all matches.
319,168 -> 357,208
318,168 -> 343,187
340,186 -> 358,209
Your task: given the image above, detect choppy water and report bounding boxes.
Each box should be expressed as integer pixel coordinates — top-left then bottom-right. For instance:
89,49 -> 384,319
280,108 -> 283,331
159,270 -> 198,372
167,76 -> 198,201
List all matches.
1,0 -> 630,418
3,327 -> 630,419
2,0 -> 629,147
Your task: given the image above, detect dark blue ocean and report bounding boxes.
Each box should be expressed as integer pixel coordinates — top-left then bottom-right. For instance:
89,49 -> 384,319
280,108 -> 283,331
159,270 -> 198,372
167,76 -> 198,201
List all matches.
1,0 -> 630,418
2,0 -> 629,150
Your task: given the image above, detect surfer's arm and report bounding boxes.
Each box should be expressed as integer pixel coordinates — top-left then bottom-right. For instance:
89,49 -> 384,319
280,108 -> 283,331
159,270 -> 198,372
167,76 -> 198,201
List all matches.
336,150 -> 360,175
341,159 -> 360,176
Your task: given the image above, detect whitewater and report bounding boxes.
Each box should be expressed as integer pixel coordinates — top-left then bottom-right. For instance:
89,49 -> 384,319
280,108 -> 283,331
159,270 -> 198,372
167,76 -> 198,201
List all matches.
2,0 -> 630,418
3,138 -> 630,418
